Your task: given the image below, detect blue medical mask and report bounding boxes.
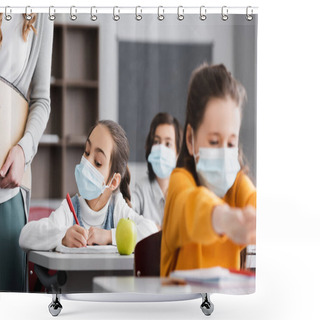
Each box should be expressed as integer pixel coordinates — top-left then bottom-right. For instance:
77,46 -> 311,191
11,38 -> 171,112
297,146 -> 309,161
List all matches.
75,156 -> 114,200
192,131 -> 240,198
147,144 -> 176,179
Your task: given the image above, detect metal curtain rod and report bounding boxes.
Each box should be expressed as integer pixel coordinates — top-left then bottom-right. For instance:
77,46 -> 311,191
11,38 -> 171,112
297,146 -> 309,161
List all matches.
0,6 -> 258,15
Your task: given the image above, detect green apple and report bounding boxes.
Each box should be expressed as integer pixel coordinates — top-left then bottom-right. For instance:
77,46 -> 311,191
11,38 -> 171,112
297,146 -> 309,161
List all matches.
116,218 -> 137,255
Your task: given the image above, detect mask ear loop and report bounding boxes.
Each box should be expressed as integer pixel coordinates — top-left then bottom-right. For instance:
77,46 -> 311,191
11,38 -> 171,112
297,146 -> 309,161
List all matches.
105,173 -> 117,190
191,128 -> 199,163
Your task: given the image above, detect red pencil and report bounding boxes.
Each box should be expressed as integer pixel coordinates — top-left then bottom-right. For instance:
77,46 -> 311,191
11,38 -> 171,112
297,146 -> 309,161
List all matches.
66,193 -> 79,225
229,268 -> 255,277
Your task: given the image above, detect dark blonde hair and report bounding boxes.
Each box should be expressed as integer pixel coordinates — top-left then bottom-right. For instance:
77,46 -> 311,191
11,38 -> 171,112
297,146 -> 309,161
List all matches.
177,63 -> 247,185
88,120 -> 132,206
0,13 -> 37,47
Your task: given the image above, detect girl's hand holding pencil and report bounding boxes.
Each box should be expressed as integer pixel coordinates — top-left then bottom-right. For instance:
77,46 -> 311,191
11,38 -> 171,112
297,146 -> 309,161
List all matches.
62,225 -> 88,248
62,193 -> 89,247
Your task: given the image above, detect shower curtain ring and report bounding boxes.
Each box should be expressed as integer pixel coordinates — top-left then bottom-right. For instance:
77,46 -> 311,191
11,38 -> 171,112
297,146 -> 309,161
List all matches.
70,6 -> 77,21
221,6 -> 228,21
25,6 -> 32,21
91,6 -> 98,21
135,6 -> 142,21
4,6 -> 12,21
157,6 -> 164,21
200,6 -> 207,21
49,6 -> 56,21
177,6 -> 184,21
246,6 -> 253,21
113,6 -> 120,21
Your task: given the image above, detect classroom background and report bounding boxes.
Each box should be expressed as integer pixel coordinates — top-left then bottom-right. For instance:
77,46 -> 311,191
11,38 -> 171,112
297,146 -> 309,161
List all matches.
30,13 -> 257,209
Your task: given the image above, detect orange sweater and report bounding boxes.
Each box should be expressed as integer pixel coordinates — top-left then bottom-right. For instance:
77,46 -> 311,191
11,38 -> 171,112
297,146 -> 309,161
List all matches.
160,168 -> 256,277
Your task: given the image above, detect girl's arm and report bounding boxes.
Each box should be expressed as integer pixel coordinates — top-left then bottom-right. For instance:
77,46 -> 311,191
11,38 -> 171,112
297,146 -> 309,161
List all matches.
162,169 -> 227,252
226,171 -> 256,208
212,204 -> 256,245
214,171 -> 256,245
19,200 -> 72,251
112,192 -> 158,245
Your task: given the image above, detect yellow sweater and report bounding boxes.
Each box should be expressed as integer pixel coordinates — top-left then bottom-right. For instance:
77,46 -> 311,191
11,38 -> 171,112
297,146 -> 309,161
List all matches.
160,167 -> 256,277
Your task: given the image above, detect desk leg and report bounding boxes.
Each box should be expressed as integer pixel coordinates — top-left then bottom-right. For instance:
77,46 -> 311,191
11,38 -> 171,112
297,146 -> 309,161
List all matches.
48,292 -> 63,317
200,293 -> 214,316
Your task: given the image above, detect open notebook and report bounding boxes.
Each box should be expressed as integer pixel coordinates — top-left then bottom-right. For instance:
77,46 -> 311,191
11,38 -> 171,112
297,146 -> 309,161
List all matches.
55,244 -> 118,254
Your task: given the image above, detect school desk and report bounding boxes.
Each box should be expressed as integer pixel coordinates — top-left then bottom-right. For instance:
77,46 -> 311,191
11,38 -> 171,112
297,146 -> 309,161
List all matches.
28,250 -> 134,294
92,275 -> 255,296
28,251 -> 214,317
91,275 -> 254,317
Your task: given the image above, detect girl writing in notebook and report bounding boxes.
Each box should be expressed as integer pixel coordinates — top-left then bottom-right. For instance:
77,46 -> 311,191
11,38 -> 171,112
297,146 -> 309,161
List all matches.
160,64 -> 256,277
19,120 -> 158,250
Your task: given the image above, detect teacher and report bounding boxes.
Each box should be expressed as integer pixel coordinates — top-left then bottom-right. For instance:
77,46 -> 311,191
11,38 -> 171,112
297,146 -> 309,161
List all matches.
0,13 -> 53,291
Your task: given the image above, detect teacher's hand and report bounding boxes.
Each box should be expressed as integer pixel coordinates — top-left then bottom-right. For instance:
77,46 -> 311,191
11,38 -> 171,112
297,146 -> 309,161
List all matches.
0,145 -> 25,189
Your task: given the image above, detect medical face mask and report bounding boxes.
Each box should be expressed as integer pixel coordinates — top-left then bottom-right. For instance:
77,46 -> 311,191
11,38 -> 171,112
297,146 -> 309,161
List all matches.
75,156 -> 113,200
192,131 -> 240,198
147,144 -> 176,179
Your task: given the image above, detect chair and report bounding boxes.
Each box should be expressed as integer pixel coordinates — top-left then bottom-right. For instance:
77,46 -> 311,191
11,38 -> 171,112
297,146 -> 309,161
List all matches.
134,230 -> 162,277
28,206 -> 53,222
27,206 -> 53,292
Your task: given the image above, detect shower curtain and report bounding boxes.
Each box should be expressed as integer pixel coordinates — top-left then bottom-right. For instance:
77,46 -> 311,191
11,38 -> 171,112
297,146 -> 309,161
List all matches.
0,6 -> 257,306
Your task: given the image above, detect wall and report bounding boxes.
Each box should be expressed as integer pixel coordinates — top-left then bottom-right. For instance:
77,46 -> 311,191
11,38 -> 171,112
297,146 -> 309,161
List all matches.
53,14 -> 256,189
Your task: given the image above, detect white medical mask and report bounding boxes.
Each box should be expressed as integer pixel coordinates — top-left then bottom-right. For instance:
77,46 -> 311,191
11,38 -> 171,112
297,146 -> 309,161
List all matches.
192,131 -> 240,198
147,144 -> 176,179
75,156 -> 114,200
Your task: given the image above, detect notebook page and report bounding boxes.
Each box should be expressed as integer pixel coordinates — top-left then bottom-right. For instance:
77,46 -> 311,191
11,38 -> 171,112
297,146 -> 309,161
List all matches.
55,244 -> 118,254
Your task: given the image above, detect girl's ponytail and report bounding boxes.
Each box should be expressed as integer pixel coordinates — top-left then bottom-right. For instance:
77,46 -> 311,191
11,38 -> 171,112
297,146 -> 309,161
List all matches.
119,165 -> 132,207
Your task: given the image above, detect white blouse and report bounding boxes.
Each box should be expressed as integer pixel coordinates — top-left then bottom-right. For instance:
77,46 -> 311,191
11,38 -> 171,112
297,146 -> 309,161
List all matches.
78,196 -> 110,228
0,14 -> 34,84
19,192 -> 158,251
131,176 -> 165,226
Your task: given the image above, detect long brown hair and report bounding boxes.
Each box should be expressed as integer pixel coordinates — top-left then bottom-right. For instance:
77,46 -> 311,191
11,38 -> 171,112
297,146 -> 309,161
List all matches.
145,112 -> 182,182
177,63 -> 247,185
88,120 -> 132,207
0,13 -> 37,47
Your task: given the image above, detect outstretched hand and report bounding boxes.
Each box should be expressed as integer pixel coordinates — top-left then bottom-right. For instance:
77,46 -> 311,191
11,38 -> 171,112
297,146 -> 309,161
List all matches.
212,204 -> 256,245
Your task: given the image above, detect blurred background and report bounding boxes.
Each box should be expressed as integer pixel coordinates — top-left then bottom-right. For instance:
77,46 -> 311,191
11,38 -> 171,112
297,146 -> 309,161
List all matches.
30,13 -> 257,208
